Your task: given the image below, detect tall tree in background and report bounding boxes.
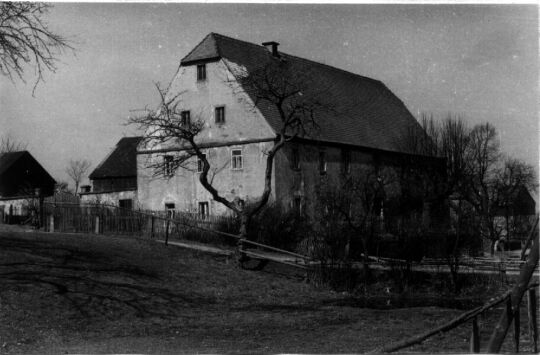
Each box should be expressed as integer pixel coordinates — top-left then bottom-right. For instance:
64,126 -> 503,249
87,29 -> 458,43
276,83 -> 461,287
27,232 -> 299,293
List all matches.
0,2 -> 72,93
66,159 -> 91,194
410,115 -> 536,254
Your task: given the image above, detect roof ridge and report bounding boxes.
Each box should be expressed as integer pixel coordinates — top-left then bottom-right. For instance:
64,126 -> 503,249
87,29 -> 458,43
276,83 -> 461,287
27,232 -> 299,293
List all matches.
281,52 -> 381,85
210,32 -> 267,51
210,32 -> 382,85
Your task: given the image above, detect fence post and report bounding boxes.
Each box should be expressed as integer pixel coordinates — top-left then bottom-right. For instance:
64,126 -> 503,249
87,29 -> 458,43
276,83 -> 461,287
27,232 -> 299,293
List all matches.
237,239 -> 246,267
514,300 -> 520,353
150,216 -> 155,239
48,214 -> 54,233
528,288 -> 538,353
470,316 -> 480,353
165,218 -> 170,246
94,215 -> 100,234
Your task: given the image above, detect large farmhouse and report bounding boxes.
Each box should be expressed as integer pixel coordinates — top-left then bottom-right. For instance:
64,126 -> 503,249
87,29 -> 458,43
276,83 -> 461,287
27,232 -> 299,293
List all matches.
137,33 -> 442,218
0,151 -> 56,223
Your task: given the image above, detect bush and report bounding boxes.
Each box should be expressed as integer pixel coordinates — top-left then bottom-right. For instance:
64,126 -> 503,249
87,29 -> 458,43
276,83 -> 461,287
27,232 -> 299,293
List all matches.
247,203 -> 309,251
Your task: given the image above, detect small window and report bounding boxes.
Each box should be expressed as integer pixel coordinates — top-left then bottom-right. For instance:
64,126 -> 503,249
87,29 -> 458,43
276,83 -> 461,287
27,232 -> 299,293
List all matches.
318,151 -> 327,175
197,64 -> 206,81
291,147 -> 300,170
198,201 -> 209,219
341,149 -> 351,175
119,199 -> 133,210
165,203 -> 175,218
215,106 -> 225,124
164,155 -> 174,177
181,110 -> 190,127
231,149 -> 243,170
293,196 -> 302,214
197,153 -> 206,173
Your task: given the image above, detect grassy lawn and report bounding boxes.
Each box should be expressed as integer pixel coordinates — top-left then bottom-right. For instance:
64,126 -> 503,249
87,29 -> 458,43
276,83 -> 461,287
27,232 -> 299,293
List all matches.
0,229 -> 511,354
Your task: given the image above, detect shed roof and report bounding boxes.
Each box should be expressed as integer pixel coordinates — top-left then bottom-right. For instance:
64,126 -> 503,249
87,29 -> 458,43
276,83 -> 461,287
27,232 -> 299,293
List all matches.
89,137 -> 142,179
180,33 -> 424,154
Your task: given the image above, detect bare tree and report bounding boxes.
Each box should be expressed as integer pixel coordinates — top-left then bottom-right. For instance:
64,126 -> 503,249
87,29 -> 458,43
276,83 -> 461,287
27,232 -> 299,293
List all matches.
409,115 -> 536,255
66,159 -> 91,194
493,157 -> 537,240
314,166 -> 395,273
130,59 -> 333,242
0,134 -> 27,153
0,2 -> 73,93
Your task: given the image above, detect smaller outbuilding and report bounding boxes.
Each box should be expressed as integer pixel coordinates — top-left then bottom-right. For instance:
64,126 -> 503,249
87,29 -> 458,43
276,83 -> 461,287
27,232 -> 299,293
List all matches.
0,151 -> 56,223
80,137 -> 142,209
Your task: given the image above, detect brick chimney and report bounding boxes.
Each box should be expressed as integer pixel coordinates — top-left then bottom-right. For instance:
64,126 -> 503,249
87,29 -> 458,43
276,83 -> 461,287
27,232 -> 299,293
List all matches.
262,41 -> 280,57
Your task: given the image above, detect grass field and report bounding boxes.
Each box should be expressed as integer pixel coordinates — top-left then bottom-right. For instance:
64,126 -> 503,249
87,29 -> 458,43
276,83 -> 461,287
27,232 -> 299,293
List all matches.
0,229 -> 520,354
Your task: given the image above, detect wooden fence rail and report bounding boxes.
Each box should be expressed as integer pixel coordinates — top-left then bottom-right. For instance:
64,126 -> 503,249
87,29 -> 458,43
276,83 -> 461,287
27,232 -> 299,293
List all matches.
366,215 -> 539,354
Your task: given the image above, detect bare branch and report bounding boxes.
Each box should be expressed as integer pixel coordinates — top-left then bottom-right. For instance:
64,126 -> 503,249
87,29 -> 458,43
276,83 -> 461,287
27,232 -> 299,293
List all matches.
66,159 -> 91,194
0,3 -> 74,94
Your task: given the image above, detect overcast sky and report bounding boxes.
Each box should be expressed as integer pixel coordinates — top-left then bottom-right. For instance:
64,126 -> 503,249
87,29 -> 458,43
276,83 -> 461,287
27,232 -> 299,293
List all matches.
1,3 -> 538,187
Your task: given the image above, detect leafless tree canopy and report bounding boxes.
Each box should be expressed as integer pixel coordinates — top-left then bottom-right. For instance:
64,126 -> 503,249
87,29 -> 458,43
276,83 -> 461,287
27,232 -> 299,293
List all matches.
0,134 -> 27,153
0,2 -> 73,93
66,159 -> 91,194
407,114 -> 537,250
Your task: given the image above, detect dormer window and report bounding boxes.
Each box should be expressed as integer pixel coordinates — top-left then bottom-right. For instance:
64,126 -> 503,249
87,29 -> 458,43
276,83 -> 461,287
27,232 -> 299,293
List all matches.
197,64 -> 206,81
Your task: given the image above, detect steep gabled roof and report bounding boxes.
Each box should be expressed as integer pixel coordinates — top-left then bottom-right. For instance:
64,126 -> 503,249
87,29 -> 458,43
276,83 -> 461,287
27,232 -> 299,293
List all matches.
180,33 -> 424,154
89,137 -> 142,179
0,151 -> 26,176
0,151 -> 56,197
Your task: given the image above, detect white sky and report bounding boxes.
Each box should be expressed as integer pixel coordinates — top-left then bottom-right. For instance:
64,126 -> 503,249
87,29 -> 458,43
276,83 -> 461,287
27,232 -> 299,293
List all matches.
0,3 -> 538,186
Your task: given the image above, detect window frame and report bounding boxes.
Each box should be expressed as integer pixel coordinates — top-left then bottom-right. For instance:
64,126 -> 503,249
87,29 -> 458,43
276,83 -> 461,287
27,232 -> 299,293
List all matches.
318,150 -> 327,175
165,203 -> 175,218
181,110 -> 191,127
231,149 -> 243,170
291,146 -> 300,170
215,106 -> 226,125
118,199 -> 133,210
163,155 -> 174,177
293,196 -> 302,215
198,201 -> 209,219
197,153 -> 206,173
341,148 -> 351,175
196,64 -> 206,81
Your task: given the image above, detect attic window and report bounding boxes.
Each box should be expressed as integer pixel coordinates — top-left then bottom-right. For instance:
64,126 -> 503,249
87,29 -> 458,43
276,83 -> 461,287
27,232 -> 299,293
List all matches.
197,64 -> 206,81
215,106 -> 225,124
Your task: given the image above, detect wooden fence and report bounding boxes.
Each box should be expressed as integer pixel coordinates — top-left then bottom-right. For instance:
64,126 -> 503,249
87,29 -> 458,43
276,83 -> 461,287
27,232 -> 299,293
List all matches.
43,202 -> 236,239
367,215 -> 539,354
